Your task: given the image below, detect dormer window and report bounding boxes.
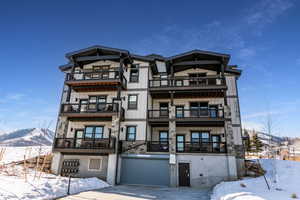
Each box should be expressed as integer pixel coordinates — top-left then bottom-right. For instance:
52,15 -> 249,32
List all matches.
130,64 -> 139,82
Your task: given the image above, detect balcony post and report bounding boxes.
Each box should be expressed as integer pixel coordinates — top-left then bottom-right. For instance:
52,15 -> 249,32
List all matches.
169,104 -> 177,187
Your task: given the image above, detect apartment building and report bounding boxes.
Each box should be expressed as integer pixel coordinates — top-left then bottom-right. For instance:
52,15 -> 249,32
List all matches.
51,45 -> 244,188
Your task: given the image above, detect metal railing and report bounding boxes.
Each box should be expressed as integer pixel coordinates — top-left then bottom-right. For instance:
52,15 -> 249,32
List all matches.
148,109 -> 169,119
66,70 -> 127,87
147,141 -> 169,152
54,137 -> 115,150
176,108 -> 224,118
148,108 -> 224,119
176,142 -> 226,153
61,102 -> 119,114
149,76 -> 225,88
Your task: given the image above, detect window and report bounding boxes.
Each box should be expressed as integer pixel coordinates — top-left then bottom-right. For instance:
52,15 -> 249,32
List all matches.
189,73 -> 207,86
130,64 -> 139,82
84,126 -> 104,139
190,102 -> 209,117
95,127 -> 104,139
88,158 -> 102,171
209,105 -> 218,118
191,131 -> 210,143
159,131 -> 168,142
88,96 -> 107,111
176,135 -> 185,152
85,127 -> 94,138
128,94 -> 138,109
160,74 -> 168,86
176,106 -> 184,118
159,102 -> 169,117
126,126 -> 136,141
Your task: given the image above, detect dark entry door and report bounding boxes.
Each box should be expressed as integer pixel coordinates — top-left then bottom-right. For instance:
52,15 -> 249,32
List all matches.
179,163 -> 190,186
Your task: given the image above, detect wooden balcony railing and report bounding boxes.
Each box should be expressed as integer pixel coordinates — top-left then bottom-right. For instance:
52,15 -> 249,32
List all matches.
176,142 -> 226,153
149,76 -> 225,88
54,137 -> 115,150
147,141 -> 169,152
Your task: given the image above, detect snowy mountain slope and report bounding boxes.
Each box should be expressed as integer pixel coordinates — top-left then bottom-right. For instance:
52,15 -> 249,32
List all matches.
0,128 -> 54,146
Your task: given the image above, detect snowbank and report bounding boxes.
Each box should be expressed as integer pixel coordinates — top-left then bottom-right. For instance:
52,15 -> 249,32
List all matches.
211,159 -> 300,200
0,146 -> 109,199
0,172 -> 110,200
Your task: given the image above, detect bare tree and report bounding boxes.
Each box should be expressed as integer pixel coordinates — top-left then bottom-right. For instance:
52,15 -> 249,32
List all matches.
261,111 -> 281,189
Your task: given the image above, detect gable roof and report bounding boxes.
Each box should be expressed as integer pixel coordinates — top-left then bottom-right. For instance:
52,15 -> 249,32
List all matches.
59,45 -> 241,75
65,45 -> 130,59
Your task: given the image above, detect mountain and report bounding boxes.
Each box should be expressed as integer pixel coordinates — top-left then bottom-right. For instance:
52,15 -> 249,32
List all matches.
0,128 -> 54,146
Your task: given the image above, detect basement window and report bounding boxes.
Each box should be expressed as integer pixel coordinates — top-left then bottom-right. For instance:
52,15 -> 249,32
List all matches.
88,158 -> 102,171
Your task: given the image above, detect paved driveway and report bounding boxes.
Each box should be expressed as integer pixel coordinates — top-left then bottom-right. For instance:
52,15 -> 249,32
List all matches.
58,185 -> 211,200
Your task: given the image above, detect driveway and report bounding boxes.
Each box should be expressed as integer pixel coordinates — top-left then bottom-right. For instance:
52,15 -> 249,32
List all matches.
58,185 -> 212,200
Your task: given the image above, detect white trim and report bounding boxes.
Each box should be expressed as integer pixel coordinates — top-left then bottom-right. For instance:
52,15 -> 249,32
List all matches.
88,157 -> 102,171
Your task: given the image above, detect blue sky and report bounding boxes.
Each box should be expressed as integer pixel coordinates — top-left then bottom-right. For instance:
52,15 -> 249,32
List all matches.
0,0 -> 299,137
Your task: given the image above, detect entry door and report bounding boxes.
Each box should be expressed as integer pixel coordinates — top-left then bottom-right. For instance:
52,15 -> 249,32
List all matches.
176,135 -> 185,152
179,163 -> 190,186
79,99 -> 88,112
75,130 -> 84,148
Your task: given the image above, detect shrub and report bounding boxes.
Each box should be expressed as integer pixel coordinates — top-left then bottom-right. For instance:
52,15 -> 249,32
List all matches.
291,193 -> 298,199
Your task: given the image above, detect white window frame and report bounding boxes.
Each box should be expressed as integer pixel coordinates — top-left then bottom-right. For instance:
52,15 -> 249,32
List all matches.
88,157 -> 102,172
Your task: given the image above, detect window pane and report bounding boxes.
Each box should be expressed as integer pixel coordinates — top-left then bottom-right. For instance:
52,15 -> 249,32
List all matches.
127,126 -> 136,141
85,127 -> 93,138
95,127 -> 103,138
75,130 -> 83,138
128,95 -> 137,109
177,136 -> 184,142
98,97 -> 106,103
129,95 -> 137,102
201,132 -> 210,142
191,132 -> 200,143
89,97 -> 97,103
160,132 -> 168,142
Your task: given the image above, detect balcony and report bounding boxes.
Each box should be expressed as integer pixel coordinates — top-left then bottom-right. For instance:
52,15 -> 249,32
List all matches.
148,108 -> 225,126
149,76 -> 226,98
147,141 -> 169,152
65,70 -> 127,91
176,142 -> 227,153
53,137 -> 116,154
60,102 -> 122,119
175,108 -> 225,126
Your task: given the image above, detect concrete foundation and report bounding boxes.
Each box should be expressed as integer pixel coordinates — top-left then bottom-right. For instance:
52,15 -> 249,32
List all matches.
175,154 -> 237,188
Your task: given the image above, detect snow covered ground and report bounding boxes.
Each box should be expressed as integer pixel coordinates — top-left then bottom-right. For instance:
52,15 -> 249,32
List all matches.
0,146 -> 110,199
0,146 -> 52,164
211,159 -> 300,200
0,171 -> 109,200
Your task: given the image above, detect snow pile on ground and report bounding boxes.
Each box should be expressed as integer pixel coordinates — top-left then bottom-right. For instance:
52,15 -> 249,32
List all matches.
0,171 -> 110,200
0,146 -> 51,164
0,146 -> 110,199
211,159 -> 300,200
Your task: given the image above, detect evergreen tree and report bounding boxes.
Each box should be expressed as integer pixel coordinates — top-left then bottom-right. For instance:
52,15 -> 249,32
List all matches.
244,130 -> 252,153
252,133 -> 264,153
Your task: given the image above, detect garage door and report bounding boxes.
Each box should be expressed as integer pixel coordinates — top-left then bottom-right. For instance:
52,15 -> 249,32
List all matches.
120,156 -> 170,186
